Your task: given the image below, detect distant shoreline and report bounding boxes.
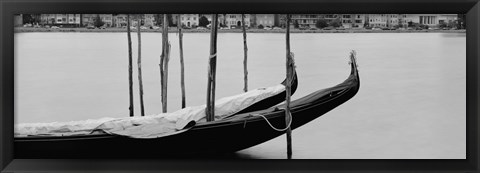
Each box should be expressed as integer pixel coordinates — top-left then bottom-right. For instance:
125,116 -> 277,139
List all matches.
14,27 -> 466,33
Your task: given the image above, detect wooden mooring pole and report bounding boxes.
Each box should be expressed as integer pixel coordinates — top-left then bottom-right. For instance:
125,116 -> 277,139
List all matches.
127,14 -> 134,117
178,15 -> 186,108
206,14 -> 219,122
241,14 -> 248,92
137,17 -> 145,117
285,14 -> 293,159
160,14 -> 171,113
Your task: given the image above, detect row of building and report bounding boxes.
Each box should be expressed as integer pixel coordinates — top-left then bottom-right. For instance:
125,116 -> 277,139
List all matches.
37,14 -> 155,28
291,14 -> 459,28
16,14 -> 459,29
16,14 -> 249,28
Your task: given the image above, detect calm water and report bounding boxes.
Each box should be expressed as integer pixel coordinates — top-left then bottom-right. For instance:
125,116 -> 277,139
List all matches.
14,32 -> 466,159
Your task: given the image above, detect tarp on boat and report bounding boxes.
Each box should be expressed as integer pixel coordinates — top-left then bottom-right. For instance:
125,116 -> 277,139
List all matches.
15,84 -> 286,138
15,117 -> 117,137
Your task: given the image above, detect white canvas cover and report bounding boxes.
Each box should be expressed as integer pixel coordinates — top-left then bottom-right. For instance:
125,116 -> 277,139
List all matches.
14,117 -> 116,137
15,84 -> 286,138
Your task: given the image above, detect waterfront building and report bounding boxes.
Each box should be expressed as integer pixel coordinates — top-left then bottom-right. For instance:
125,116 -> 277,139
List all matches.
387,14 -> 400,27
100,14 -> 113,27
82,14 -> 113,27
367,14 -> 384,27
113,14 -> 128,28
66,14 -> 81,25
291,14 -> 320,28
180,14 -> 199,27
355,14 -> 367,28
81,14 -> 95,26
367,14 -> 406,28
437,14 -> 458,24
341,14 -> 366,28
255,14 -> 276,27
341,14 -> 353,28
367,14 -> 398,28
398,14 -> 408,28
112,14 -> 155,28
204,14 -> 250,28
225,14 -> 250,28
29,13 -> 459,29
403,14 -> 456,27
321,14 -> 340,24
143,14 -> 155,27
41,14 -> 56,25
419,15 -> 438,26
401,14 -> 430,26
290,14 -> 364,28
40,14 -> 81,26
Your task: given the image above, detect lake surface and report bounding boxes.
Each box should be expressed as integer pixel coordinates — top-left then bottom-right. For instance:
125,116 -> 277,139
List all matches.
14,32 -> 466,159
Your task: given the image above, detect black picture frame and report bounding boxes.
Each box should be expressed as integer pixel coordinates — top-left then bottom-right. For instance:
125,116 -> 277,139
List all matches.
1,0 -> 478,172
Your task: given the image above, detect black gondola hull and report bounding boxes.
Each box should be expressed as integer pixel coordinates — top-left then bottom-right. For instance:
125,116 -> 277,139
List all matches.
14,57 -> 358,159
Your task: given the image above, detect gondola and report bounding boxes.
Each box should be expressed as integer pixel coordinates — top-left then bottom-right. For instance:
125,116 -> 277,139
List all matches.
14,54 -> 359,159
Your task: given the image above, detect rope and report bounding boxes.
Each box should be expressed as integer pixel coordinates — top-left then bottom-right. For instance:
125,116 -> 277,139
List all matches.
252,110 -> 293,132
250,51 -> 295,132
209,53 -> 217,59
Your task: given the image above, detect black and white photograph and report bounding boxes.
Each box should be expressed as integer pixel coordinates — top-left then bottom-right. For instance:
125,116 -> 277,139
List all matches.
13,13 -> 466,159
